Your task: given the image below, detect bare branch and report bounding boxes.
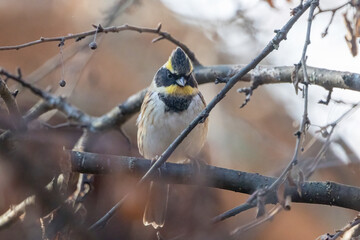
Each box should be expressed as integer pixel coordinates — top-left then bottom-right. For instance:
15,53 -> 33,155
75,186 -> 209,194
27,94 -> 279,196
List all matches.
0,23 -> 201,66
69,151 -> 360,212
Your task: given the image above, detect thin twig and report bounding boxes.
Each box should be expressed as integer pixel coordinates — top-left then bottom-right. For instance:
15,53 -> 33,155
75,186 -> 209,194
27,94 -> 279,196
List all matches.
0,100 -> 52,143
0,23 -> 201,66
267,0 -> 318,193
0,78 -> 25,130
211,202 -> 255,224
231,205 -> 282,237
314,1 -> 351,17
0,69 -> 94,126
211,0 -> 319,230
328,215 -> 360,240
306,102 -> 360,177
41,121 -> 83,129
313,1 -> 351,37
318,89 -> 332,105
0,178 -> 57,230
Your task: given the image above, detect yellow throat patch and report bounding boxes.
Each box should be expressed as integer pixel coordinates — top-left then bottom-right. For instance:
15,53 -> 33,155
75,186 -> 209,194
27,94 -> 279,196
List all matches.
164,85 -> 197,95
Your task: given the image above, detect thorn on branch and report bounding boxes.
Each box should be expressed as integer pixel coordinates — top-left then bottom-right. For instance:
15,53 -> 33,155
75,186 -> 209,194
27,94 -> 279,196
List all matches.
92,24 -> 104,31
17,68 -> 22,79
290,1 -> 304,16
199,112 -> 209,123
214,77 -> 228,84
58,38 -> 65,47
237,79 -> 261,108
12,89 -> 19,98
274,29 -> 287,40
156,23 -> 162,32
152,36 -> 165,43
318,89 -> 333,105
75,36 -> 85,42
237,86 -> 253,108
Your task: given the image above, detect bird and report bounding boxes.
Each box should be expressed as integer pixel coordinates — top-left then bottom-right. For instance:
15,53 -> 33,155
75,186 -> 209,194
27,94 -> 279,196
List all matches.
137,47 -> 208,229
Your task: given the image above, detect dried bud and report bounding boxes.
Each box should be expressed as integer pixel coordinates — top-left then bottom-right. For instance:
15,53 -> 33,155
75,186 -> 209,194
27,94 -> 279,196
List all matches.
89,41 -> 97,50
59,79 -> 66,87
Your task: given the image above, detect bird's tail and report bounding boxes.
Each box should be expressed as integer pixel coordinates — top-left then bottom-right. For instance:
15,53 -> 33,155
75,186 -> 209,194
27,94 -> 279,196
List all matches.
143,181 -> 169,229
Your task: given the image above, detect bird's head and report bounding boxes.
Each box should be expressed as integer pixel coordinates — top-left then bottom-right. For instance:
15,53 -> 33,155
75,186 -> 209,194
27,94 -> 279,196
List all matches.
154,47 -> 198,96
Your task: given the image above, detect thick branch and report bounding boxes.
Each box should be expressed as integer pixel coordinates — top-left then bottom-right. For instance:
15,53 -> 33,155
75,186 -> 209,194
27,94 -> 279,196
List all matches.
70,151 -> 360,212
195,65 -> 360,91
2,65 -> 359,134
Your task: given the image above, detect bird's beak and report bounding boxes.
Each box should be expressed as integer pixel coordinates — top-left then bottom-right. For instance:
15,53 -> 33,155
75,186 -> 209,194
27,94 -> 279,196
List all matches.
176,77 -> 186,87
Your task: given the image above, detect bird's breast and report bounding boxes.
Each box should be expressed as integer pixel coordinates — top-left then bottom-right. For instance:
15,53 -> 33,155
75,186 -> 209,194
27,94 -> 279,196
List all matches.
138,92 -> 207,162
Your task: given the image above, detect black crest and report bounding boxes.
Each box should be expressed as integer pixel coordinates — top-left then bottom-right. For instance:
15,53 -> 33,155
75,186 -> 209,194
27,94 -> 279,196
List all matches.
170,47 -> 193,76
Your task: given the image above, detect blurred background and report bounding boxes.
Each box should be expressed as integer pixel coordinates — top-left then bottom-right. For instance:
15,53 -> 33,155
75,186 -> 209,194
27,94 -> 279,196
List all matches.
0,0 -> 359,239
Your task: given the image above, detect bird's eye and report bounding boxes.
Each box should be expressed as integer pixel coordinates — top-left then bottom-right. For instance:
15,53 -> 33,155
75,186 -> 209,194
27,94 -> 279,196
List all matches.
167,72 -> 173,79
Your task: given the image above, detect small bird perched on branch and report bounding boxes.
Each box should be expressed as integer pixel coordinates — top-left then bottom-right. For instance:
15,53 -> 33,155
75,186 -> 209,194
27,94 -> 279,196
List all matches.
137,47 -> 208,229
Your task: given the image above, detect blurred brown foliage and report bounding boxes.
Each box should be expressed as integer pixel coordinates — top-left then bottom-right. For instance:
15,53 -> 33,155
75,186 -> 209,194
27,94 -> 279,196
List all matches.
0,1 -> 358,240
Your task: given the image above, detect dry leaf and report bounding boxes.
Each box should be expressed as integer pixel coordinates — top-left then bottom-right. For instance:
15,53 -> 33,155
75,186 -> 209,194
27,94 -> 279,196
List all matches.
297,170 -> 304,197
355,12 -> 360,37
276,182 -> 286,209
264,0 -> 276,8
343,12 -> 358,56
256,193 -> 266,218
291,63 -> 301,94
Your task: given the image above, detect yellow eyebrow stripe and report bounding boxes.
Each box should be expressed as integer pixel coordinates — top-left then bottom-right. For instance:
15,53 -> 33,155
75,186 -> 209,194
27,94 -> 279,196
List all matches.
165,56 -> 174,73
164,85 -> 197,95
189,60 -> 193,74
